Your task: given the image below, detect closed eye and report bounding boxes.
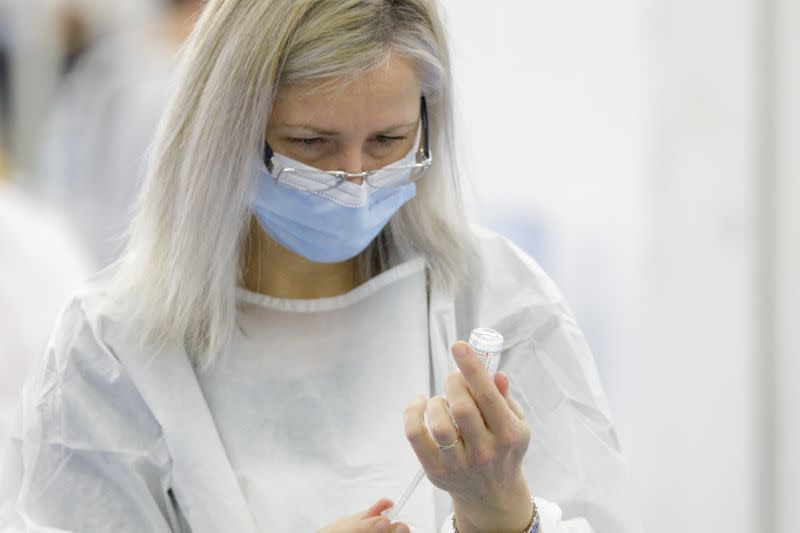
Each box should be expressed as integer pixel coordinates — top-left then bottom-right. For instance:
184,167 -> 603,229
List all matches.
289,137 -> 325,146
374,136 -> 406,144
289,136 -> 405,145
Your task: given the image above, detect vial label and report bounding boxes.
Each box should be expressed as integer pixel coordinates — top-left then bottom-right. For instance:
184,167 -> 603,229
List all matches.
474,350 -> 500,376
468,327 -> 504,377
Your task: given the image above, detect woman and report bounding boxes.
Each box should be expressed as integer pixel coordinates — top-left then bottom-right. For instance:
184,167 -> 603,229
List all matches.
0,1 -> 636,532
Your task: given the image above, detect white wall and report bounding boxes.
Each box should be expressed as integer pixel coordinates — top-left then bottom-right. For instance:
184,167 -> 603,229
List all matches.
773,0 -> 800,530
440,1 -> 769,532
636,1 -> 761,531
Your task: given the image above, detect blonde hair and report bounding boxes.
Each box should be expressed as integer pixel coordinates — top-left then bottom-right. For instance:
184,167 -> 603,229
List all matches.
109,0 -> 472,369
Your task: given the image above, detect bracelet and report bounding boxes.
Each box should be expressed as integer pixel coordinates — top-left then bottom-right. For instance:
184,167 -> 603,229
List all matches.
451,498 -> 540,533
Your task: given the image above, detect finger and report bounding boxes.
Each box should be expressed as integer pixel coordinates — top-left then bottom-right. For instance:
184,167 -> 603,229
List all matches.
403,395 -> 440,469
362,499 -> 394,518
494,371 -> 511,397
445,371 -> 490,447
389,522 -> 411,533
494,372 -> 527,421
426,395 -> 460,449
452,341 -> 516,433
508,397 -> 526,421
362,516 -> 391,532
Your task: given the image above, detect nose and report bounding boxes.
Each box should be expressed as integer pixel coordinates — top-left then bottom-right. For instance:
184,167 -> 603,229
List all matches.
336,147 -> 366,185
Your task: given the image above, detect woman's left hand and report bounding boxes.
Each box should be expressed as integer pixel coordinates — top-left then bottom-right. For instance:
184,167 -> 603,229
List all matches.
404,341 -> 533,533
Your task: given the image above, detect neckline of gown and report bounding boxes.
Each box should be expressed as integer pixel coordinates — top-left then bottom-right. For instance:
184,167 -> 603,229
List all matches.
235,256 -> 426,313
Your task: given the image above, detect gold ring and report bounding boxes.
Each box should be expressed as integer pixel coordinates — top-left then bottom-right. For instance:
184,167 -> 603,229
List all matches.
431,397 -> 461,450
436,437 -> 460,450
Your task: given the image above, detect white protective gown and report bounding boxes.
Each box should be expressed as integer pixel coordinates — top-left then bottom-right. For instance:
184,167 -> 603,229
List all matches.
0,227 -> 639,533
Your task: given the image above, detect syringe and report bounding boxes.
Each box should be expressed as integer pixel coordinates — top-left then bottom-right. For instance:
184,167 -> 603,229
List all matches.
382,328 -> 505,521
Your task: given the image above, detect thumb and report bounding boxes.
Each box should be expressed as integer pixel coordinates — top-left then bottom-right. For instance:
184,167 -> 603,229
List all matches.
362,499 -> 394,518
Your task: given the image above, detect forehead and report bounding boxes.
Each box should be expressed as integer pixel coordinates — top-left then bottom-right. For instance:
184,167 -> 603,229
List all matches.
270,55 -> 422,129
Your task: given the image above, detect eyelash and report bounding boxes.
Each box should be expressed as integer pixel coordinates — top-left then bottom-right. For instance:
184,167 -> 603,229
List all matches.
288,136 -> 405,146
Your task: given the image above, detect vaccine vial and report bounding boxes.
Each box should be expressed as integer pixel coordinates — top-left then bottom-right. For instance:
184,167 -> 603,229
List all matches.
468,327 -> 504,377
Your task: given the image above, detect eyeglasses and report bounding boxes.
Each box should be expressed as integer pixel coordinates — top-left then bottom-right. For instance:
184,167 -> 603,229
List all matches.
263,96 -> 432,192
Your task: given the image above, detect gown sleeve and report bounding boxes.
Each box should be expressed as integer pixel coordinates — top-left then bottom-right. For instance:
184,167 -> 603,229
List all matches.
494,290 -> 639,532
0,298 -> 183,533
447,229 -> 641,533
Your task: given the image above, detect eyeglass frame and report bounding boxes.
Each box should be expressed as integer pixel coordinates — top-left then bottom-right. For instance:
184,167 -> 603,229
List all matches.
263,96 -> 431,191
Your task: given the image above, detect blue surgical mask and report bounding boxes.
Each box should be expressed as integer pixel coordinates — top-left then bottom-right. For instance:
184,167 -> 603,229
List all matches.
251,145 -> 419,264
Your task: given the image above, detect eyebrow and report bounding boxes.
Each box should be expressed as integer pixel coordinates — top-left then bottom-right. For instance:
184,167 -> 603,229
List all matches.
273,121 -> 418,136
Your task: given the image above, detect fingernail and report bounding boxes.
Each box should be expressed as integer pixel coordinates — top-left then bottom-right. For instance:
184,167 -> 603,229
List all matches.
376,519 -> 390,532
453,343 -> 467,359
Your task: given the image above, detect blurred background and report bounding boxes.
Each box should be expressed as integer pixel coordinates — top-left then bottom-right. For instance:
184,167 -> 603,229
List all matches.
0,1 -> 797,532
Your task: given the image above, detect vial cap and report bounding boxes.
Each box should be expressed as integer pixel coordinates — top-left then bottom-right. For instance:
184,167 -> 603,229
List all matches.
468,328 -> 504,353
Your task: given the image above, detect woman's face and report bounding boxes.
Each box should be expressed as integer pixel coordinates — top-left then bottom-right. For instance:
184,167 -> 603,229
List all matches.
266,55 -> 422,181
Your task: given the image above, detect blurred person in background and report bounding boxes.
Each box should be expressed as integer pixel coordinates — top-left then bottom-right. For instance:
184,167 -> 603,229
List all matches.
58,1 -> 91,75
0,0 -> 92,497
35,0 -> 205,268
0,0 -> 13,158
0,0 -> 139,461
8,0 -> 133,177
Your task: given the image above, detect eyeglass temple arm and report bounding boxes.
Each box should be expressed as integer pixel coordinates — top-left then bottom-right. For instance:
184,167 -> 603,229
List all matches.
420,95 -> 430,157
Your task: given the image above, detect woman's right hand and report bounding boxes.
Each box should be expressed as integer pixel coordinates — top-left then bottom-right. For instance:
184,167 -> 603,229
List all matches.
317,499 -> 411,533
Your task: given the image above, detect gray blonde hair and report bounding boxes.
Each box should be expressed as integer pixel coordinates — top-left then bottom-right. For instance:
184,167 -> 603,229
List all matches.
109,0 -> 472,369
